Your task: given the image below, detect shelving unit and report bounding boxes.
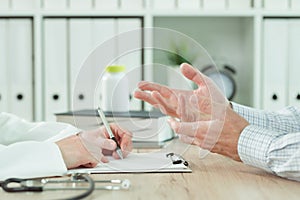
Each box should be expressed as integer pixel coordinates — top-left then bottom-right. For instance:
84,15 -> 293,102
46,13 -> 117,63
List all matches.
0,0 -> 300,121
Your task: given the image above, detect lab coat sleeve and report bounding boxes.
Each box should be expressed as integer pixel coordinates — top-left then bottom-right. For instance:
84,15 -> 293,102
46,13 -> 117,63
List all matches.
0,112 -> 81,145
0,141 -> 67,181
0,112 -> 82,180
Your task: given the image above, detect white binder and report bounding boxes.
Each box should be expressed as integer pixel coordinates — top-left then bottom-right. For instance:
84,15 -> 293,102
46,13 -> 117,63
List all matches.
69,19 -> 94,110
0,0 -> 9,10
228,0 -> 251,9
91,19 -> 116,109
203,0 -> 226,10
69,0 -> 92,10
116,18 -> 142,110
7,19 -> 33,120
11,0 -> 36,10
152,0 -> 176,9
43,0 -> 67,10
44,19 -> 69,121
0,20 -> 8,112
120,0 -> 144,10
177,0 -> 200,9
264,0 -> 289,10
291,0 -> 300,10
94,0 -> 119,10
288,20 -> 300,107
263,19 -> 288,111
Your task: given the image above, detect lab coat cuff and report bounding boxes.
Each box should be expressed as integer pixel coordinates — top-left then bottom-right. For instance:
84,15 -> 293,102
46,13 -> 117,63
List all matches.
46,124 -> 82,142
0,141 -> 67,181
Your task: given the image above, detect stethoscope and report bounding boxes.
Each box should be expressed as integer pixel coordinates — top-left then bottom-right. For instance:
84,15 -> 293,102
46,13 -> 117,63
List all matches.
0,172 -> 130,200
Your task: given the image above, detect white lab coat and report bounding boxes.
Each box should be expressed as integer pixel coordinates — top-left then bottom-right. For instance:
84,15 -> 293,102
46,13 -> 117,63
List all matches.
0,112 -> 81,181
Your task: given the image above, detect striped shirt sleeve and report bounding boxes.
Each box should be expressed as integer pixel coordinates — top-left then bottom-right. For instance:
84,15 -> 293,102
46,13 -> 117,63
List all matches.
232,102 -> 300,181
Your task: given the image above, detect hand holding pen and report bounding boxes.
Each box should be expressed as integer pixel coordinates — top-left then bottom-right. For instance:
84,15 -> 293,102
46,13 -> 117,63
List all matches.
57,122 -> 132,169
97,107 -> 132,160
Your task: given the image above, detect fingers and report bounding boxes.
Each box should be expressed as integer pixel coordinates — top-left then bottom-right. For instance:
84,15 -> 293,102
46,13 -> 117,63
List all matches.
177,94 -> 191,121
152,91 -> 178,117
99,138 -> 116,151
168,118 -> 222,138
180,63 -> 209,88
109,124 -> 133,158
137,81 -> 173,98
134,90 -> 159,106
178,134 -> 195,144
168,118 -> 204,138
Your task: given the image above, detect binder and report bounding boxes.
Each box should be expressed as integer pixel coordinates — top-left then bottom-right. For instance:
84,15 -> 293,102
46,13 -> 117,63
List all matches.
0,0 -> 9,10
288,20 -> 300,107
0,19 -> 8,113
203,0 -> 226,10
69,19 -> 94,110
7,19 -> 33,121
263,19 -> 288,110
44,19 -> 68,121
291,0 -> 300,10
152,0 -> 176,9
228,0 -> 252,9
120,0 -> 144,10
91,18 -> 116,109
69,152 -> 191,173
43,0 -> 67,10
116,18 -> 142,110
70,18 -> 119,111
94,0 -> 119,10
177,0 -> 200,9
69,0 -> 92,10
11,0 -> 36,10
264,0 -> 289,10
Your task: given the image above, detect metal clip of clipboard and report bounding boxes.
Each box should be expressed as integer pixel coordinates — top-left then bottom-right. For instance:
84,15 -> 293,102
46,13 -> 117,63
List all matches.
166,152 -> 189,167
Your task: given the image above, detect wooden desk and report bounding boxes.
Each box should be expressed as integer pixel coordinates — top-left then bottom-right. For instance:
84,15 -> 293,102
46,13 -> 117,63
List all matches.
1,140 -> 300,200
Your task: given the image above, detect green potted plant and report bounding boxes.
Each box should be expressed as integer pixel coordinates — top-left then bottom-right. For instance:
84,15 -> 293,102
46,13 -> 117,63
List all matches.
166,40 -> 196,89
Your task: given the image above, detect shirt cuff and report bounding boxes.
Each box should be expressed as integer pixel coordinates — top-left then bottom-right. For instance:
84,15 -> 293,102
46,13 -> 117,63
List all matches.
237,125 -> 274,172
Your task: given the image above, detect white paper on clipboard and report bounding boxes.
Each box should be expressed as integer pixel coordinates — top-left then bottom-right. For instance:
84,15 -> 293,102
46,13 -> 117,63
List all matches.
69,152 -> 192,174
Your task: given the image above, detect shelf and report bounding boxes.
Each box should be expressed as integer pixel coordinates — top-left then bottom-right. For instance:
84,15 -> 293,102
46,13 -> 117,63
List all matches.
262,11 -> 300,17
1,2 -> 300,120
151,10 -> 257,17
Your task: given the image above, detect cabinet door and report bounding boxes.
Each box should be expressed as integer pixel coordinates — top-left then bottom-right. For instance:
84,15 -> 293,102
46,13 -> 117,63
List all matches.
263,19 -> 288,111
288,20 -> 300,107
44,19 -> 68,121
7,19 -> 33,120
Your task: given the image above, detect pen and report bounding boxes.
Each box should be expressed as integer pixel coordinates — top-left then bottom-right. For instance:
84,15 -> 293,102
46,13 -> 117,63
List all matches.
97,107 -> 123,159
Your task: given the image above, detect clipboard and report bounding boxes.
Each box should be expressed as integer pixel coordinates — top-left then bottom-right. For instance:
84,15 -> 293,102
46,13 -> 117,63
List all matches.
69,152 -> 192,174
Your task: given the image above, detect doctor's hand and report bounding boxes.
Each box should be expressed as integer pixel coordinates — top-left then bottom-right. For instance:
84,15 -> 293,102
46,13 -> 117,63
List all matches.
134,63 -> 229,122
56,124 -> 132,169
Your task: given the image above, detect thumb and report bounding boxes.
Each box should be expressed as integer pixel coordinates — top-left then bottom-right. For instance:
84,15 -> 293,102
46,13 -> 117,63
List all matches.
180,63 -> 208,87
